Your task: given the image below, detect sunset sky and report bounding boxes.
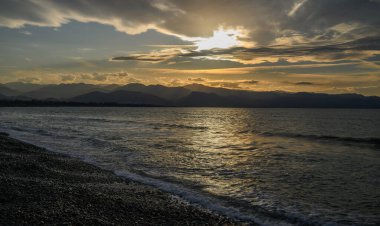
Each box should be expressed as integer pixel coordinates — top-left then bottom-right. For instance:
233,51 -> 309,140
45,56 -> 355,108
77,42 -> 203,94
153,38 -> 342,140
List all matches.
1,0 -> 380,95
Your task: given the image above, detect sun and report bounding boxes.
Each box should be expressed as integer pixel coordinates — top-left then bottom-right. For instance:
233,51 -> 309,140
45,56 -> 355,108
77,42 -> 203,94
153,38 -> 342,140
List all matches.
195,28 -> 241,51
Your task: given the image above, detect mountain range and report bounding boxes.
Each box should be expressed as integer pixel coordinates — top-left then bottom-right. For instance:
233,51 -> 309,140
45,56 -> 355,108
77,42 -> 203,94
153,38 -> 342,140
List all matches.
0,82 -> 380,108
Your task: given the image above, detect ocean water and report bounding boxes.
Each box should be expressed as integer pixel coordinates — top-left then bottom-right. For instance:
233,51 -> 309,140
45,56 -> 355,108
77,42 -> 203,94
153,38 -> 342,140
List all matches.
0,107 -> 379,225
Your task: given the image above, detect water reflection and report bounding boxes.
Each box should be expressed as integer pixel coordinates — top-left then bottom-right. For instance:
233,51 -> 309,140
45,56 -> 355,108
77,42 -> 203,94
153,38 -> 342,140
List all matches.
0,107 -> 379,225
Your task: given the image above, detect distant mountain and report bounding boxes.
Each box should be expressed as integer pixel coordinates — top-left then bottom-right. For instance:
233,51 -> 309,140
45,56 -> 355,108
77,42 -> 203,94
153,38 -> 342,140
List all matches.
267,92 -> 380,108
0,85 -> 21,96
70,90 -> 170,106
69,85 -> 380,108
183,83 -> 235,95
181,84 -> 380,107
176,92 -> 236,107
1,82 -> 379,108
183,83 -> 285,100
118,83 -> 191,100
0,93 -> 9,100
179,90 -> 380,108
21,83 -> 119,100
3,82 -> 46,93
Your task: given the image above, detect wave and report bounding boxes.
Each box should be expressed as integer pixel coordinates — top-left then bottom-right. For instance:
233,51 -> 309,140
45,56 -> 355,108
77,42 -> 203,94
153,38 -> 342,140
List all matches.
80,117 -> 137,124
36,129 -> 52,136
149,122 -> 208,130
82,137 -> 113,148
256,131 -> 380,145
10,126 -> 27,132
112,170 -> 266,224
112,170 -> 317,225
10,126 -> 52,137
44,115 -> 138,124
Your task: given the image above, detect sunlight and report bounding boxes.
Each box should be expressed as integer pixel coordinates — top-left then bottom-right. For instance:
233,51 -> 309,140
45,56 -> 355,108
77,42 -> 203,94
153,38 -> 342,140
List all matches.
195,28 -> 241,51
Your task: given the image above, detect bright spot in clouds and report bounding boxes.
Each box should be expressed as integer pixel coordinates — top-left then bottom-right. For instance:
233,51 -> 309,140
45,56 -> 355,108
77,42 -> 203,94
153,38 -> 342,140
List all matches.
195,28 -> 241,51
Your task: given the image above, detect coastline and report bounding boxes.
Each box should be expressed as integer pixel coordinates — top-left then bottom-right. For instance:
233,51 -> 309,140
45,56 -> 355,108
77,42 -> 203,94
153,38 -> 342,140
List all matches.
0,133 -> 241,225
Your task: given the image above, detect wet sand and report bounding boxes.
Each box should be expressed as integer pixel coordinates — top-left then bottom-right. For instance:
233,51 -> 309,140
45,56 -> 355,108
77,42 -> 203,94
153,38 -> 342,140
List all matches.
0,133 -> 241,225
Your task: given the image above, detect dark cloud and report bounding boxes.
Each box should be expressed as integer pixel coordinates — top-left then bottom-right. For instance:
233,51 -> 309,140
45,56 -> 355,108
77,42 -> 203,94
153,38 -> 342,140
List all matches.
184,36 -> 380,63
351,85 -> 380,96
61,74 -> 75,82
207,80 -> 260,89
285,0 -> 380,40
90,72 -> 129,81
1,0 -> 380,46
114,36 -> 380,64
282,81 -> 324,86
111,48 -> 182,62
16,76 -> 40,83
112,56 -> 164,62
242,80 -> 260,84
294,82 -> 316,86
209,81 -> 241,89
69,72 -> 130,82
188,77 -> 206,82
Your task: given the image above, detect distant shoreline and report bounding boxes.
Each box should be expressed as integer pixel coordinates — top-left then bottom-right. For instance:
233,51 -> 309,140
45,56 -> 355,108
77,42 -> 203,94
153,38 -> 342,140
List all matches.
0,100 -> 166,107
0,133 -> 239,225
1,100 -> 380,108
2,83 -> 380,108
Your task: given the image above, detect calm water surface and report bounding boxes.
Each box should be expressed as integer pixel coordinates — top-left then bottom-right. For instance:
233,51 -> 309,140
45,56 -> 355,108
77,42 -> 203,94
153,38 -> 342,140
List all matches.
1,107 -> 379,225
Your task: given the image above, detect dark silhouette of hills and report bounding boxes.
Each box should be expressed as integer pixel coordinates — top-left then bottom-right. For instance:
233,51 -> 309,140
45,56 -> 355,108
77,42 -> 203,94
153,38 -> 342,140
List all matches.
0,100 -> 158,107
118,83 -> 191,100
184,83 -> 237,95
4,82 -> 46,93
184,83 -> 286,100
1,82 -> 380,108
172,91 -> 380,108
181,84 -> 380,108
0,93 -> 9,100
0,85 -> 20,96
176,92 -> 237,107
20,83 -> 120,100
70,90 -> 170,106
260,92 -> 380,108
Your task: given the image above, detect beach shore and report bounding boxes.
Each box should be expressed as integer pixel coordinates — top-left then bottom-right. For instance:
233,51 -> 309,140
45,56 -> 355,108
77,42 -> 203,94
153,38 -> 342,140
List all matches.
0,133 -> 240,225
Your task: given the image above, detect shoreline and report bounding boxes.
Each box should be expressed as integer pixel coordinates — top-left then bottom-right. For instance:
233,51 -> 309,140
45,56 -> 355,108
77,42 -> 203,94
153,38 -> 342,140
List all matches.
0,133 -> 244,225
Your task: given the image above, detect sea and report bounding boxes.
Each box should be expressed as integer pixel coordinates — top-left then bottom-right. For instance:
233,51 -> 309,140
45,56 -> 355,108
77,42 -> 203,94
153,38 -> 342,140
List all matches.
0,107 -> 379,225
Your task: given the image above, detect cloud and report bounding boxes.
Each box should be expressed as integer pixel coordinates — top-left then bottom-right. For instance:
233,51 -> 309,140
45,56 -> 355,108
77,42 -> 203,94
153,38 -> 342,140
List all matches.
351,85 -> 380,96
188,77 -> 206,82
158,60 -> 374,78
294,81 -> 315,85
288,0 -> 308,17
1,0 -> 379,95
19,30 -> 32,35
1,0 -> 380,47
181,36 -> 380,64
87,72 -> 129,81
16,76 -> 40,83
61,74 -> 75,82
193,79 -> 260,89
112,56 -> 163,62
154,76 -> 262,89
111,48 -> 186,62
208,81 -> 241,88
211,79 -> 260,88
113,36 -> 380,65
282,81 -> 324,86
54,71 -> 132,83
77,48 -> 94,52
242,80 -> 260,84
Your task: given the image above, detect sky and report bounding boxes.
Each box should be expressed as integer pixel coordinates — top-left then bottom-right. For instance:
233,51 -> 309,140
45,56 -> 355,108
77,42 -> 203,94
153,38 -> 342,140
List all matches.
0,0 -> 380,95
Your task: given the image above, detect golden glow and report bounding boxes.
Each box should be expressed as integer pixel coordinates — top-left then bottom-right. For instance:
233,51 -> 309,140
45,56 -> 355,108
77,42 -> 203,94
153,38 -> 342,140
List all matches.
195,28 -> 241,51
